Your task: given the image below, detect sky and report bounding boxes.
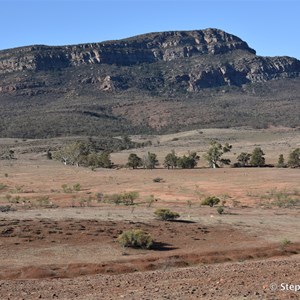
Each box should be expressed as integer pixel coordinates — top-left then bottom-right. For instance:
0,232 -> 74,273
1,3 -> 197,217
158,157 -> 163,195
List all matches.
0,0 -> 299,59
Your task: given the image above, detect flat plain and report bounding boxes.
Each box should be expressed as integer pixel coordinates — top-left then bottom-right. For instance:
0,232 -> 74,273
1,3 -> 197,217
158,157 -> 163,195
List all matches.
0,127 -> 299,299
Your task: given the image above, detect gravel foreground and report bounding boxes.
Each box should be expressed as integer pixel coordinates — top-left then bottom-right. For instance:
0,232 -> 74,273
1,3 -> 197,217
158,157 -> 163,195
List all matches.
1,256 -> 299,300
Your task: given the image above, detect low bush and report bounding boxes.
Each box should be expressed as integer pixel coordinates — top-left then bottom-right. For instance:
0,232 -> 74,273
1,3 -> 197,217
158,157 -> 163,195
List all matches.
217,207 -> 224,215
73,183 -> 81,191
153,177 -> 163,183
0,183 -> 7,191
280,238 -> 292,250
154,208 -> 180,221
0,205 -> 15,212
104,191 -> 139,205
202,196 -> 220,207
61,184 -> 73,193
117,229 -> 153,249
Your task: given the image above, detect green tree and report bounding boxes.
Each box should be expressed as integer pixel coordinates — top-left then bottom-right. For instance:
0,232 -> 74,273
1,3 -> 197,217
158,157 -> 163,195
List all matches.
143,152 -> 159,169
237,152 -> 251,167
250,147 -> 265,167
164,150 -> 178,169
97,151 -> 112,168
127,153 -> 142,169
53,141 -> 88,166
277,154 -> 286,168
177,151 -> 200,169
204,141 -> 232,168
288,148 -> 300,168
53,141 -> 112,168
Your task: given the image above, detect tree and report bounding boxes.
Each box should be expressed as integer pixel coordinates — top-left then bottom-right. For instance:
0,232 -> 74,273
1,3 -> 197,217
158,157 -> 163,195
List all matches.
53,141 -> 112,168
288,148 -> 300,168
250,147 -> 265,167
277,154 -> 286,168
127,153 -> 142,169
143,152 -> 159,169
53,141 -> 88,166
204,141 -> 232,168
164,150 -> 178,169
177,151 -> 200,169
97,151 -> 112,168
237,152 -> 251,167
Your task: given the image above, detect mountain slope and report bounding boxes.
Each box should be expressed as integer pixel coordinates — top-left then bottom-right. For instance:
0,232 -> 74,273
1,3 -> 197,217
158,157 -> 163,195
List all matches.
0,28 -> 299,138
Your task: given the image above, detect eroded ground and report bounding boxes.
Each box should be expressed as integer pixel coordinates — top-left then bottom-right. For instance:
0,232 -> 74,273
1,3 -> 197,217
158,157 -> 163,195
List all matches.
0,128 -> 299,299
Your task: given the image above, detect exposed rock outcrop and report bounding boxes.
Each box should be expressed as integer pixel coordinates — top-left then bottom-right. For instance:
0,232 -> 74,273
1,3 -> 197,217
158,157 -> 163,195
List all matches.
0,28 -> 299,94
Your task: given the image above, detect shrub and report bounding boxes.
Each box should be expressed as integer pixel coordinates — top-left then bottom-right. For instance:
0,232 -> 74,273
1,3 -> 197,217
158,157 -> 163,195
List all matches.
73,183 -> 81,191
153,177 -> 163,183
202,196 -> 220,207
104,191 -> 139,205
280,238 -> 292,250
36,196 -> 50,207
145,195 -> 155,207
217,207 -> 224,215
0,183 -> 7,191
117,229 -> 153,249
0,205 -> 16,212
62,184 -> 73,193
154,208 -> 180,221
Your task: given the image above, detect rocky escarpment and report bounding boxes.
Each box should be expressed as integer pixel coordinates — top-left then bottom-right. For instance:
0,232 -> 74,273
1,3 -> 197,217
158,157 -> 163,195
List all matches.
0,28 -> 299,94
0,28 -> 255,74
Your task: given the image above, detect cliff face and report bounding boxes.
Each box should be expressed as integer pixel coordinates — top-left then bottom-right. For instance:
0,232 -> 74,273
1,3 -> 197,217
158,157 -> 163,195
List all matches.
0,29 -> 256,73
0,28 -> 299,138
0,28 -> 299,94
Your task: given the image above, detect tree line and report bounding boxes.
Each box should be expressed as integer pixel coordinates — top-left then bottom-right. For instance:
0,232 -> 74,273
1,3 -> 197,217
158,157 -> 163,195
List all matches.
51,140 -> 300,169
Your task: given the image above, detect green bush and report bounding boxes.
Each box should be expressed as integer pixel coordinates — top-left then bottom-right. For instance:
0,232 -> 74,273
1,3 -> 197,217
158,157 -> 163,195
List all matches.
202,196 -> 220,207
153,177 -> 163,183
145,195 -> 155,207
36,196 -> 50,207
217,207 -> 224,215
73,183 -> 81,191
280,238 -> 292,250
0,183 -> 7,191
117,229 -> 153,249
154,208 -> 180,221
61,184 -> 73,193
104,191 -> 139,205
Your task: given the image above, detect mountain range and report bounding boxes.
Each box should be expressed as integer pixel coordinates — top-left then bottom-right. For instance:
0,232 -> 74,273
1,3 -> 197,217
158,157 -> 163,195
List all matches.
0,28 -> 299,138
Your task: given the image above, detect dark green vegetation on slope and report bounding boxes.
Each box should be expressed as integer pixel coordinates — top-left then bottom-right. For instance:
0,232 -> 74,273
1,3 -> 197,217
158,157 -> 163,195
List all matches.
0,29 -> 299,138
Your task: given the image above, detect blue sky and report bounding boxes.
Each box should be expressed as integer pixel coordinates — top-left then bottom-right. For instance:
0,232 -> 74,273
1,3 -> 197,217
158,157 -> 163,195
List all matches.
1,0 -> 299,59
